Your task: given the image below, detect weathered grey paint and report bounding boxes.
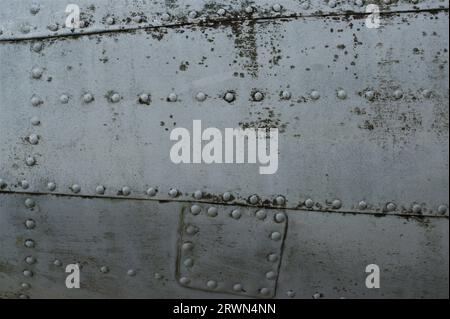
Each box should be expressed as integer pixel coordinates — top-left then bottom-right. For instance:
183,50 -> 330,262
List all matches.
0,0 -> 448,298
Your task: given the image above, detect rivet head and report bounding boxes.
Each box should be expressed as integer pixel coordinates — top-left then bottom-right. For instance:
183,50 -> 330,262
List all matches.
20,24 -> 31,34
47,23 -> 59,32
60,94 -> 69,104
422,89 -> 432,98
337,89 -> 347,100
19,294 -> 29,299
31,96 -> 42,106
274,213 -> 286,223
233,283 -> 243,291
182,242 -> 194,251
231,209 -> 241,219
217,8 -> 226,16
438,205 -> 448,215
188,11 -> 198,19
190,205 -> 201,215
121,186 -> 131,196
183,258 -> 194,267
267,253 -> 278,262
96,185 -> 105,195
253,91 -> 264,101
272,4 -> 282,12
179,277 -> 190,285
266,271 -> 277,280
28,134 -> 39,145
21,283 -> 31,289
275,196 -> 285,205
329,0 -> 337,7
167,93 -> 178,102
32,42 -> 43,52
193,190 -> 203,199
281,91 -> 291,100
24,198 -> 35,208
146,187 -> 157,197
249,195 -> 259,204
310,90 -> 320,100
100,266 -> 109,273
154,273 -> 162,279
256,210 -> 266,220
127,269 -> 136,276
25,219 -> 36,229
185,225 -> 198,235
412,204 -> 422,214
23,270 -> 33,277
222,192 -> 232,201
195,92 -> 206,102
20,180 -> 30,189
25,156 -> 36,166
25,256 -> 36,265
287,290 -> 296,298
168,188 -> 178,197
386,202 -> 396,212
83,93 -> 94,103
105,17 -> 115,25
31,116 -> 40,126
24,240 -> 35,248
270,232 -> 282,241
358,201 -> 368,210
260,287 -> 270,295
71,184 -> 81,193
161,13 -> 171,21
304,198 -> 314,208
30,4 -> 40,15
139,93 -> 150,104
111,93 -> 121,103
245,6 -> 254,13
332,199 -> 342,209
206,280 -> 218,289
365,90 -> 375,101
224,92 -> 235,102
0,178 -> 6,189
133,15 -> 142,23
393,89 -> 403,100
53,259 -> 62,267
313,292 -> 323,299
207,207 -> 218,217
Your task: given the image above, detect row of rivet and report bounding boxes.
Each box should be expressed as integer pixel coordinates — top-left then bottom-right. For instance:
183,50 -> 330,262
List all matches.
0,0 -> 421,37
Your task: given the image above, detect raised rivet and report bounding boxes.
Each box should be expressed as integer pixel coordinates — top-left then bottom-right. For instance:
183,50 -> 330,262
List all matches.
233,283 -> 243,291
310,90 -> 320,100
133,15 -> 142,23
386,202 -> 396,212
24,240 -> 35,248
31,96 -> 42,106
354,0 -> 365,7
105,17 -> 115,25
267,253 -> 278,262
245,6 -> 254,13
83,93 -> 94,103
266,271 -> 276,280
272,4 -> 282,12
25,219 -> 36,229
412,204 -> 422,214
168,93 -> 177,102
256,210 -> 266,220
161,13 -> 171,21
179,277 -> 190,285
127,269 -> 136,276
304,198 -> 314,208
32,42 -> 43,52
337,89 -> 347,100
168,188 -> 178,197
30,3 -> 40,15
438,205 -> 448,215
96,185 -> 105,195
217,8 -> 226,16
195,92 -> 206,102
260,287 -> 270,295
206,280 -> 218,289
329,0 -> 337,8
111,93 -> 121,103
19,294 -> 29,299
185,225 -> 198,235
182,242 -> 194,251
24,198 -> 35,208
71,184 -> 81,193
100,266 -> 109,273
422,89 -> 432,98
281,91 -> 291,100
139,93 -> 150,104
25,256 -> 36,265
188,11 -> 198,19
231,209 -> 241,219
47,23 -> 59,32
60,94 -> 69,104
274,213 -> 286,223
332,199 -> 342,209
21,283 -> 31,289
190,205 -> 201,215
121,186 -> 131,196
358,201 -> 368,210
302,2 -> 310,10
20,24 -> 31,34
207,207 -> 218,217
53,259 -> 62,267
183,258 -> 194,267
270,232 -> 281,241
393,89 -> 403,100
193,190 -> 203,199
23,270 -> 33,277
365,90 -> 375,101
31,117 -> 40,126
146,187 -> 157,196
224,92 -> 235,102
275,196 -> 285,205
313,292 -> 323,299
20,180 -> 30,189
28,134 -> 39,145
0,178 -> 6,189
25,156 -> 36,166
154,273 -> 163,279
253,91 -> 264,101
249,195 -> 259,204
222,192 -> 232,201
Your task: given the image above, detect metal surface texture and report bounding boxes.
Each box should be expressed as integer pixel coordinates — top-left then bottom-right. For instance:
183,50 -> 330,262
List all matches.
0,0 -> 449,299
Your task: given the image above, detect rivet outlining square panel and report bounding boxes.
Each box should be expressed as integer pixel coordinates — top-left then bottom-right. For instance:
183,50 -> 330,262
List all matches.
176,204 -> 287,298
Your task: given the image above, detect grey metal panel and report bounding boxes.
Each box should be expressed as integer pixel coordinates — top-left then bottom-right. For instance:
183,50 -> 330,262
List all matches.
0,192 -> 447,299
0,11 -> 448,216
0,1 -> 448,40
